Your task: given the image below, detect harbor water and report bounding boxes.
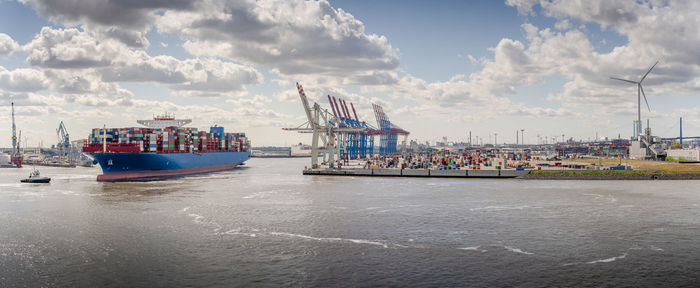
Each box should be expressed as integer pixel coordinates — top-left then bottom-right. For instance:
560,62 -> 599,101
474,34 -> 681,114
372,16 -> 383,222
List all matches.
2,158 -> 700,287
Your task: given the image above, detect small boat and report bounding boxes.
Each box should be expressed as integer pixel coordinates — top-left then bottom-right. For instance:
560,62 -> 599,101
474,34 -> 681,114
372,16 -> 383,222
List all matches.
20,169 -> 51,183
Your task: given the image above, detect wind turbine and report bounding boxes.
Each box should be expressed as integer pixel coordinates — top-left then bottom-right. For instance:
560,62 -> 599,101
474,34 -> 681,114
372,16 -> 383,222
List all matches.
610,61 -> 658,136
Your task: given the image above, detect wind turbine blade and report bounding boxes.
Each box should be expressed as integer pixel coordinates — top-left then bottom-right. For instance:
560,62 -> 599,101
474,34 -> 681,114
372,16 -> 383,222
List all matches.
610,77 -> 638,84
640,61 -> 659,82
640,85 -> 651,112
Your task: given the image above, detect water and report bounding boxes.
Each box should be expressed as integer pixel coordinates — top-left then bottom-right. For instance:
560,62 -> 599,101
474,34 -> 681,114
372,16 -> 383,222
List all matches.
2,158 -> 700,287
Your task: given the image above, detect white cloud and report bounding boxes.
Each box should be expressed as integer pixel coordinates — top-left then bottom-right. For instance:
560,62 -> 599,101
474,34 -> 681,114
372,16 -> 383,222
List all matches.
23,27 -> 263,98
499,1 -> 700,113
18,0 -> 194,48
157,0 -> 399,82
24,27 -> 121,68
43,69 -> 135,106
554,19 -> 571,30
0,66 -> 49,92
0,33 -> 19,56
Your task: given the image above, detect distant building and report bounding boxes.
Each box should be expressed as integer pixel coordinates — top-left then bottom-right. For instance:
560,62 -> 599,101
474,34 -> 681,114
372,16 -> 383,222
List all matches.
666,149 -> 700,162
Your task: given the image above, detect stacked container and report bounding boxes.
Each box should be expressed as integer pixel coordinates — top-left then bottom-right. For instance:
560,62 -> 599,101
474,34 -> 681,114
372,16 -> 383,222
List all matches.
87,125 -> 250,153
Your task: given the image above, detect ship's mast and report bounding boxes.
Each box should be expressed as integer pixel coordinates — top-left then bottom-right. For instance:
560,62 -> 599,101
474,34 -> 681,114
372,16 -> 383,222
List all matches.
11,102 -> 17,156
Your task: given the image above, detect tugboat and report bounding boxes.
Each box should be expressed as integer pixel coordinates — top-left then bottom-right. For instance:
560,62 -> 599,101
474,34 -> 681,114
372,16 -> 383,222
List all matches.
20,169 -> 51,183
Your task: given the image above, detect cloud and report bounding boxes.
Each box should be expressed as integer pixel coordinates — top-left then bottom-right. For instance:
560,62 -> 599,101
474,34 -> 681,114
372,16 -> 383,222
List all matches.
0,33 -> 19,56
554,19 -> 571,30
23,27 -> 120,68
506,0 -> 543,15
500,1 -> 700,111
24,27 -> 263,98
43,69 -> 135,106
0,66 -> 49,92
157,0 -> 399,82
19,0 -> 194,48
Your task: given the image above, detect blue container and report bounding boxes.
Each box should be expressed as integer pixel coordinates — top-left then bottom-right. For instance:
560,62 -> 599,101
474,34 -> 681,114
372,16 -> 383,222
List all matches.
210,126 -> 224,135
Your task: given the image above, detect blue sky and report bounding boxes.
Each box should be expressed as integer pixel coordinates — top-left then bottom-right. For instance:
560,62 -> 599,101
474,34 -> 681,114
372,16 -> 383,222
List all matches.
0,0 -> 698,147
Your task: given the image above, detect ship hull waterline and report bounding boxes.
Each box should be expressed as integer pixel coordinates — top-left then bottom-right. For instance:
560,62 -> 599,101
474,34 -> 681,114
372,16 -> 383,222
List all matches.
90,151 -> 250,182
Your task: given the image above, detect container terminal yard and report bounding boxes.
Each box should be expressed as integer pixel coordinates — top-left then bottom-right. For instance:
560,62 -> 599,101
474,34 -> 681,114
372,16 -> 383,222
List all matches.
284,76 -> 700,180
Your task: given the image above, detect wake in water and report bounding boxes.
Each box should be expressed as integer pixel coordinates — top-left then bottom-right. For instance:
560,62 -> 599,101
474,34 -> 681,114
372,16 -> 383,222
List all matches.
566,245 -> 660,266
181,207 -> 222,233
180,207 -> 390,248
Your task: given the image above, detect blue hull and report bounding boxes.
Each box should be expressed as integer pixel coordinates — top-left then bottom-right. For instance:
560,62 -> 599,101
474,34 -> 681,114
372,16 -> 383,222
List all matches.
90,152 -> 250,180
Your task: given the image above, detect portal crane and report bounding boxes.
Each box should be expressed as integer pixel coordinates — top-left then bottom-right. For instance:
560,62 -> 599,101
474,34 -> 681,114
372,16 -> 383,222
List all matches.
11,102 -> 17,156
57,121 -> 70,153
283,83 -> 364,169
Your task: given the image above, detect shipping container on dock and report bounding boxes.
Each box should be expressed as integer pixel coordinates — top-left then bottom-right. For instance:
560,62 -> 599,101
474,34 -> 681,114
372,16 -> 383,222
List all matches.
83,114 -> 250,181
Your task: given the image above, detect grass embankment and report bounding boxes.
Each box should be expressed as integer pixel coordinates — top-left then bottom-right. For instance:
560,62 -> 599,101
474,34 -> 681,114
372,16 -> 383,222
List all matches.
561,159 -> 700,173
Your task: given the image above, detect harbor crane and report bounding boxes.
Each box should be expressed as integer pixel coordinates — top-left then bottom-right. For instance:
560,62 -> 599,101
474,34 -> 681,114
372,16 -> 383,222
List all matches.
283,82 -> 364,169
57,121 -> 70,155
372,103 -> 409,154
10,102 -> 23,167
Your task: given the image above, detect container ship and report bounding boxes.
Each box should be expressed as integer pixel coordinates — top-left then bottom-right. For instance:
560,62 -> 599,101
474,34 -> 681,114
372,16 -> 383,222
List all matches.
83,113 -> 250,181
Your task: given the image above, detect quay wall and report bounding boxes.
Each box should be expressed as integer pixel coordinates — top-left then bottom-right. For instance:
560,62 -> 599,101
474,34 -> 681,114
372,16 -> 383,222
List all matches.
303,168 -> 528,178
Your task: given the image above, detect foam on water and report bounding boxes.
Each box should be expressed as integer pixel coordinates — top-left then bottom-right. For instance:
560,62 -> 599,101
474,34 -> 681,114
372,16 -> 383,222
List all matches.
587,252 -> 627,264
457,246 -> 488,252
502,245 -> 534,255
188,213 -> 204,224
470,205 -> 535,212
242,189 -> 283,199
58,190 -> 77,195
0,183 -> 24,188
185,211 -> 223,233
54,174 -> 95,180
223,229 -> 257,237
269,232 -> 389,248
583,193 -> 616,203
458,246 -> 481,250
583,193 -> 604,199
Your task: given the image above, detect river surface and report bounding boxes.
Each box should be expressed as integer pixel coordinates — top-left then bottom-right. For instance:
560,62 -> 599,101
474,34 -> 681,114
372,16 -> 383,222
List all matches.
2,158 -> 700,287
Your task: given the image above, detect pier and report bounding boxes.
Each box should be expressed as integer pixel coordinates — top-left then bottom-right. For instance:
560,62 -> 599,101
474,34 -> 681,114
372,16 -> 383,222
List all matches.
303,168 -> 529,178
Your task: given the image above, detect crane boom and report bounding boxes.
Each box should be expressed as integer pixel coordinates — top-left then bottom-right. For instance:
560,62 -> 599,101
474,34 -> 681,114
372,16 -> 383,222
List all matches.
350,103 -> 360,122
327,95 -> 338,119
296,82 -> 315,126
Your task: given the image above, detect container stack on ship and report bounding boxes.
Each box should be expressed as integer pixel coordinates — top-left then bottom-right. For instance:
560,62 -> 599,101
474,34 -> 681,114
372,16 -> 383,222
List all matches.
83,113 -> 250,181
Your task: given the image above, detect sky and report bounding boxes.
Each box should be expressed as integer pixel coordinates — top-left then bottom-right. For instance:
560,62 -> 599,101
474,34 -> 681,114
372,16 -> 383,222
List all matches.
1,0 -> 699,147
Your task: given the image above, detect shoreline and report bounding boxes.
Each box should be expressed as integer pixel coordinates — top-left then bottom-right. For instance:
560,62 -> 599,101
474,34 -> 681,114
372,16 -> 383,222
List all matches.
520,170 -> 700,180
302,168 -> 700,180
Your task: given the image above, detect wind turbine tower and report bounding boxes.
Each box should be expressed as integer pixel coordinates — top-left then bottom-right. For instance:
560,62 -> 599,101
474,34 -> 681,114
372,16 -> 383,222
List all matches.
611,61 -> 657,137
611,61 -> 665,160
